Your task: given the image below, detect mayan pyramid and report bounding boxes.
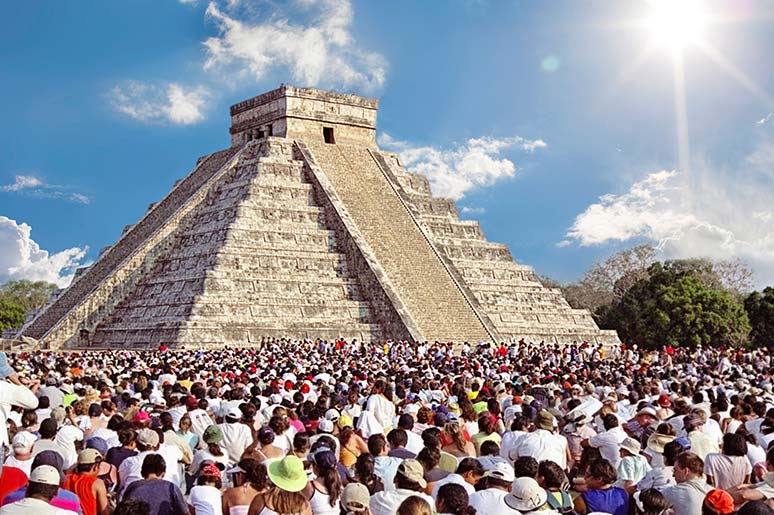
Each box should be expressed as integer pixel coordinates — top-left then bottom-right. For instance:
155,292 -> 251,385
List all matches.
20,85 -> 619,349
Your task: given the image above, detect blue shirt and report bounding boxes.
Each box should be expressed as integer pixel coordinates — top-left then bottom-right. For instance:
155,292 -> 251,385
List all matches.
583,487 -> 629,515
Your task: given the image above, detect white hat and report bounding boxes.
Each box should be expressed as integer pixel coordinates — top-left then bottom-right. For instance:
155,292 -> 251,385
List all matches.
324,409 -> 340,422
504,477 -> 548,512
30,465 -> 61,486
484,461 -> 515,482
12,431 -> 36,452
318,419 -> 334,433
620,437 -> 642,455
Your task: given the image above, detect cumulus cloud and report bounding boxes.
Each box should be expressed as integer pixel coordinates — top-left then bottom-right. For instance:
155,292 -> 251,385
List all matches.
0,216 -> 88,288
379,133 -> 547,200
110,81 -> 211,125
460,206 -> 486,215
203,0 -> 386,91
563,133 -> 774,287
1,175 -> 91,204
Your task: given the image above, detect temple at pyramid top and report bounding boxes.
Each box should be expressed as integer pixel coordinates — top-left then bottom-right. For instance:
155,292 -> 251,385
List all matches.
19,85 -> 619,350
229,85 -> 379,147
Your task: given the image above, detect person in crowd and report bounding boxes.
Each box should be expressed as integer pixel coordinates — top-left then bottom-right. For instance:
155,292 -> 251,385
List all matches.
221,459 -> 267,515
369,460 -> 434,515
435,483 -> 476,515
339,482 -> 371,515
0,465 -> 68,515
632,488 -> 670,515
395,496 -> 432,515
574,459 -> 629,515
662,452 -> 713,515
704,432 -> 751,490
63,449 -> 111,515
188,462 -> 223,515
122,454 -> 189,515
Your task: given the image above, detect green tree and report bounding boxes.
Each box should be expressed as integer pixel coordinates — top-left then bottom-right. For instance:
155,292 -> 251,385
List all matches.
745,287 -> 774,347
0,280 -> 57,312
0,299 -> 26,331
599,261 -> 750,348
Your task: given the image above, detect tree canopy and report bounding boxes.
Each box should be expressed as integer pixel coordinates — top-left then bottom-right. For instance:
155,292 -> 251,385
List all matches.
0,279 -> 58,332
744,287 -> 774,348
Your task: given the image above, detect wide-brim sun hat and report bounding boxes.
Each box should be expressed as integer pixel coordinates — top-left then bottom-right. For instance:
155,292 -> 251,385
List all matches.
647,432 -> 675,454
268,455 -> 308,492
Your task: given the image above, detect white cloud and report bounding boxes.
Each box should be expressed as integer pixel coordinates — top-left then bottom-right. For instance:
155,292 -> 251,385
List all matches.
758,113 -> 773,125
1,175 -> 91,204
110,81 -> 211,125
563,133 -> 774,287
379,133 -> 547,200
1,175 -> 43,192
461,206 -> 486,215
202,0 -> 386,92
0,216 -> 88,288
179,0 -> 198,4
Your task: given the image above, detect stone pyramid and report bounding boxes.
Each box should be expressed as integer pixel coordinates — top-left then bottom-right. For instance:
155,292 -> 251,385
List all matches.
21,86 -> 619,349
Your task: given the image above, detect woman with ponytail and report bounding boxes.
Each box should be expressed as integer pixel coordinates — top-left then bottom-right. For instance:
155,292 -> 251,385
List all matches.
308,449 -> 342,515
436,483 -> 477,515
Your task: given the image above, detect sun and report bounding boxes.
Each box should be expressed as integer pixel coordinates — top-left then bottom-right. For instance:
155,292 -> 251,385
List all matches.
646,0 -> 707,50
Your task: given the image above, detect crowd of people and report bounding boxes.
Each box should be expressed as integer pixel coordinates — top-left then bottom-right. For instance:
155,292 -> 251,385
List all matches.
0,338 -> 772,515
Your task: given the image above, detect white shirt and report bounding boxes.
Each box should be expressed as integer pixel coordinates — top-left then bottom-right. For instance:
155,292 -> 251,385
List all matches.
188,408 -> 215,443
469,488 -> 519,515
118,446 -> 184,494
431,473 -> 475,500
218,422 -> 253,466
373,456 -> 402,491
366,394 -> 395,431
0,382 -> 39,448
404,430 -> 424,456
513,429 -> 569,469
370,489 -> 435,515
0,496 -> 76,515
4,455 -> 33,477
663,478 -> 713,515
589,426 -> 627,467
188,485 -> 222,515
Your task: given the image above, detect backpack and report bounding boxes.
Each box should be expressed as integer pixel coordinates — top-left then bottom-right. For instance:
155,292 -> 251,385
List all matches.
546,490 -> 580,515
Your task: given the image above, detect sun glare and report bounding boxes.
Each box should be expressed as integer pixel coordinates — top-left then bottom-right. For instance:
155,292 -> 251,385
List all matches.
647,0 -> 707,50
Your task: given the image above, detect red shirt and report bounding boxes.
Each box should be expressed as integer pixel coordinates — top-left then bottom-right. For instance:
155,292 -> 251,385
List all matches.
0,466 -> 27,505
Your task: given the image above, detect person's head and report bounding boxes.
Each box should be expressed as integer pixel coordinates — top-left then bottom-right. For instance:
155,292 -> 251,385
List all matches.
602,413 -> 619,430
673,452 -> 704,483
537,460 -> 567,490
396,495 -> 432,515
178,413 -> 193,432
663,440 -> 686,467
340,482 -> 371,515
483,462 -> 516,491
398,413 -> 415,430
722,433 -> 747,457
504,477 -> 549,513
513,456 -> 539,478
455,457 -> 484,486
394,460 -> 427,491
436,483 -> 475,515
702,489 -> 736,515
634,489 -> 670,515
420,427 -> 441,449
26,465 -> 61,503
75,448 -> 103,475
140,453 -> 166,479
387,429 -> 408,450
198,462 -> 223,489
416,446 -> 441,471
444,422 -> 467,452
367,433 -> 388,456
39,418 -> 58,439
738,501 -> 774,515
309,450 -> 341,505
135,428 -> 160,452
479,440 -> 500,457
584,459 -> 617,488
258,426 -> 276,446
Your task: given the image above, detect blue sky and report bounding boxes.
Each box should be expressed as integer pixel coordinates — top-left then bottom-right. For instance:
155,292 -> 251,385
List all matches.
1,0 -> 772,288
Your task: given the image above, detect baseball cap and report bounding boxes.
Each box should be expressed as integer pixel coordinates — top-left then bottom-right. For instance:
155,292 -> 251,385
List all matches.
136,428 -> 160,447
30,465 -> 62,486
484,461 -> 516,482
12,431 -> 36,452
341,482 -> 370,512
78,448 -> 103,465
31,450 -> 65,482
309,449 -> 337,470
324,409 -> 340,422
318,419 -> 334,433
226,406 -> 242,419
397,459 -> 427,488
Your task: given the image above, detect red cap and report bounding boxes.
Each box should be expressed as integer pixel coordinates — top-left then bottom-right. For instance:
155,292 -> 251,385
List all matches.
703,489 -> 734,515
185,396 -> 198,409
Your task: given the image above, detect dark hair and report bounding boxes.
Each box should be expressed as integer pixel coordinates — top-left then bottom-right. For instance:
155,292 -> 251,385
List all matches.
638,488 -> 669,515
478,414 -> 495,435
663,441 -> 686,466
368,434 -> 387,455
585,459 -> 617,485
417,446 -> 441,470
456,457 -> 484,476
437,483 -> 477,515
398,413 -> 415,430
738,501 -> 774,515
197,473 -> 222,489
118,428 -> 136,447
27,481 -> 59,501
140,453 -> 166,478
395,472 -> 423,492
421,427 -> 441,449
387,429 -> 408,449
293,432 -> 310,453
354,453 -> 384,495
722,433 -> 748,457
514,456 -> 539,478
538,460 -> 567,489
479,441 -> 500,457
602,413 -> 619,430
114,498 -> 150,515
313,455 -> 341,507
675,453 -> 704,475
511,415 -> 527,431
239,459 -> 268,490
